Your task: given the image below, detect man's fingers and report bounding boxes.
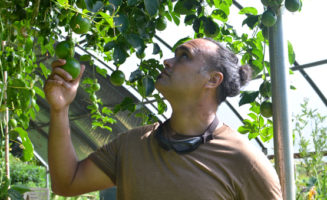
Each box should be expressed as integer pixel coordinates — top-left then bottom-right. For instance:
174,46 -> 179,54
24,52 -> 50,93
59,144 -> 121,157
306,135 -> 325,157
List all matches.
51,67 -> 73,81
51,59 -> 66,69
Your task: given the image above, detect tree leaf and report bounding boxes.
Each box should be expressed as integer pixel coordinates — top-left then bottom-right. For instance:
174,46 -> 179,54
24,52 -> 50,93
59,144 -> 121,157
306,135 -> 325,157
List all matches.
10,185 -> 31,194
238,126 -> 250,134
85,0 -> 103,12
113,46 -> 127,64
239,91 -> 259,106
288,40 -> 295,65
129,69 -> 144,82
114,14 -> 129,33
172,37 -> 192,52
239,7 -> 258,15
104,41 -> 115,52
152,43 -> 161,55
80,54 -> 91,61
142,76 -> 155,97
96,66 -> 108,77
242,15 -> 259,29
125,34 -> 145,53
127,0 -> 140,6
144,0 -> 159,16
13,127 -> 34,161
211,9 -> 228,22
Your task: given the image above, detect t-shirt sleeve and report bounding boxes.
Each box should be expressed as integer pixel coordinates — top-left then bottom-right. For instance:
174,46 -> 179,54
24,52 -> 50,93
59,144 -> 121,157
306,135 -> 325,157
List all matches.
88,135 -> 122,184
238,150 -> 283,200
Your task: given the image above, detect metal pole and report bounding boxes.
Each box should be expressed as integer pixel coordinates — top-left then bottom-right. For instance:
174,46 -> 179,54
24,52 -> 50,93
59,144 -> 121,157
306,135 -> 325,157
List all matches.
268,9 -> 295,200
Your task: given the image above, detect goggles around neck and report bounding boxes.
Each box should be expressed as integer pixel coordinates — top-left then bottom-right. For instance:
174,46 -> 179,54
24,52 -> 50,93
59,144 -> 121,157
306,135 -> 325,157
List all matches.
155,116 -> 219,154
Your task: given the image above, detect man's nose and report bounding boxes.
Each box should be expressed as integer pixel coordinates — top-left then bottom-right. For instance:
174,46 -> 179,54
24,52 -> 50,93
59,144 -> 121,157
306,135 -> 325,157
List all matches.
163,58 -> 173,68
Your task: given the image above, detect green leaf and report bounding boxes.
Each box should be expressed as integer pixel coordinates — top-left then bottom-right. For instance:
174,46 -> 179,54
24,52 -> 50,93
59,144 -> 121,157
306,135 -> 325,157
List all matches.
13,127 -> 34,161
141,76 -> 155,97
153,43 -> 161,55
99,12 -> 114,28
113,46 -> 127,64
239,91 -> 259,106
104,41 -> 115,52
154,94 -> 167,114
102,107 -> 113,115
85,0 -> 103,12
127,0 -> 139,6
109,0 -> 122,7
57,0 -> 68,6
114,14 -> 129,33
39,63 -> 51,78
184,14 -> 196,25
96,66 -> 108,77
211,9 -> 228,22
238,126 -> 250,134
80,54 -> 91,61
288,40 -> 295,65
248,113 -> 257,120
174,0 -> 195,15
10,185 -> 31,194
129,69 -> 144,82
172,37 -> 192,52
126,34 -> 145,52
239,7 -> 258,15
242,15 -> 259,29
144,0 -> 159,16
33,86 -> 45,98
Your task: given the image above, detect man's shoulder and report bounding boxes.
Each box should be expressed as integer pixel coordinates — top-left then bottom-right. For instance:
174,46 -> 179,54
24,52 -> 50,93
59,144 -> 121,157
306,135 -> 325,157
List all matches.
212,124 -> 268,164
118,122 -> 160,140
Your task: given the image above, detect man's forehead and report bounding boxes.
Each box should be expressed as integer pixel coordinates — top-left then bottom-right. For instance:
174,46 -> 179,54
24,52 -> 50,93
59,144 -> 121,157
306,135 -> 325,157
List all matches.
177,38 -> 218,55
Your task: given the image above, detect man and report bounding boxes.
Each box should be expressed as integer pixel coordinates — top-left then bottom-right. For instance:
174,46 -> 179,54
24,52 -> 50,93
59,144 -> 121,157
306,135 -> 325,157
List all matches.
44,38 -> 282,199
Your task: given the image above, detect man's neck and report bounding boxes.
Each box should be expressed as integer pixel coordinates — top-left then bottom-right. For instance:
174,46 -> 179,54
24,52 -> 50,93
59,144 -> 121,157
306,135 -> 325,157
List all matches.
169,102 -> 218,136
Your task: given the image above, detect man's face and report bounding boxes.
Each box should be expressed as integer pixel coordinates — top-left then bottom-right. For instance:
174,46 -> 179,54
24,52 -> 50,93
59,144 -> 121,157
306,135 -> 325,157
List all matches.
155,39 -> 218,100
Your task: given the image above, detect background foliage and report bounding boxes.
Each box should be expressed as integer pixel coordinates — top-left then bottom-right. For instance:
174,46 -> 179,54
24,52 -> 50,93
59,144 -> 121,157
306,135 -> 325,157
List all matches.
0,0 -> 301,198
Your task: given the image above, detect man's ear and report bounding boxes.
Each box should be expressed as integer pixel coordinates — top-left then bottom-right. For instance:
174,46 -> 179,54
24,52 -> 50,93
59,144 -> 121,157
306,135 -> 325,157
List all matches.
205,71 -> 223,89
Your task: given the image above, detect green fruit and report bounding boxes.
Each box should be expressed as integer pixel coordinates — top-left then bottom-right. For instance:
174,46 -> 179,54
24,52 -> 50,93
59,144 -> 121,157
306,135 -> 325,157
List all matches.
262,9 -> 277,27
92,83 -> 101,91
204,18 -> 219,38
259,81 -> 271,98
70,14 -> 91,34
156,17 -> 167,31
60,58 -> 81,79
55,40 -> 75,59
260,101 -> 273,118
285,0 -> 300,12
9,118 -> 17,128
110,70 -> 125,86
90,93 -> 97,101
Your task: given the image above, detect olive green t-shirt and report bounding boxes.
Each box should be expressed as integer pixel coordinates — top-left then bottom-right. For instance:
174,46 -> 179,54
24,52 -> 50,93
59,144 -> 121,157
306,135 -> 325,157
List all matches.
89,123 -> 282,200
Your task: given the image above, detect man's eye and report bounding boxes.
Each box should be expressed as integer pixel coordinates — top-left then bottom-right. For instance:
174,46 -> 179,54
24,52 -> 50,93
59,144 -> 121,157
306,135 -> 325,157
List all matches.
180,53 -> 188,59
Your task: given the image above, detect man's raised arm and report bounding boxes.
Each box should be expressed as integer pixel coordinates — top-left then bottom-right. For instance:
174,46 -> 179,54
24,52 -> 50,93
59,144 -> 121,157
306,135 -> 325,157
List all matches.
44,59 -> 114,196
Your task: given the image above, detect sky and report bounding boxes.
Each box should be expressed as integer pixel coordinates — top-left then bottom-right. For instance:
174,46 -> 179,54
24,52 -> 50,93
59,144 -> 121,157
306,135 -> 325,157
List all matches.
76,0 -> 327,155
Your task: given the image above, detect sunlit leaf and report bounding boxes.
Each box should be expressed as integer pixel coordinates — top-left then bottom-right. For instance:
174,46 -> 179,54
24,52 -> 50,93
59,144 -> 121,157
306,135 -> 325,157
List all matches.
239,91 -> 259,106
239,7 -> 258,15
14,127 -> 34,161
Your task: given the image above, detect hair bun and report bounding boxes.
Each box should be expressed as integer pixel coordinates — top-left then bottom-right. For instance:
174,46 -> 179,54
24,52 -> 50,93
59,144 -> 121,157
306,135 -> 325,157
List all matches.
238,64 -> 252,87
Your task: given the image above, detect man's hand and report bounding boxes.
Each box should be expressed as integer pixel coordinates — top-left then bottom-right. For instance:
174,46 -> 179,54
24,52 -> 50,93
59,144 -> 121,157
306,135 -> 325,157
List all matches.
44,59 -> 85,111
